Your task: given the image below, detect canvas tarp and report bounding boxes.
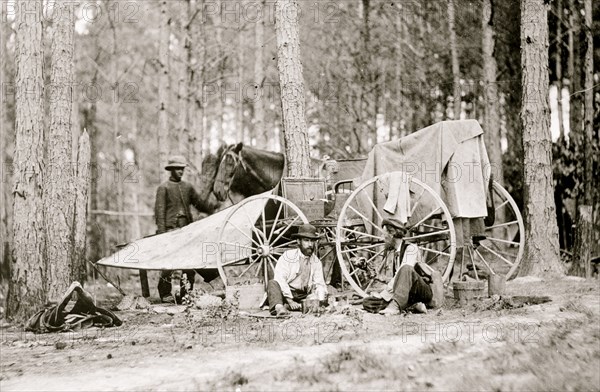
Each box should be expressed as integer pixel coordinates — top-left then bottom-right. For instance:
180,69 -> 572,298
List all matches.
357,120 -> 491,219
97,191 -> 273,270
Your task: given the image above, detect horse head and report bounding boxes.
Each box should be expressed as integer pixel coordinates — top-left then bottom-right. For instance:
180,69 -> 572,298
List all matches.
213,144 -> 285,204
213,143 -> 243,202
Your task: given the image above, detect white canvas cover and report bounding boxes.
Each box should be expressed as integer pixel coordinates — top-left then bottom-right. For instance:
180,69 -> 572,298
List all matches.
97,190 -> 273,270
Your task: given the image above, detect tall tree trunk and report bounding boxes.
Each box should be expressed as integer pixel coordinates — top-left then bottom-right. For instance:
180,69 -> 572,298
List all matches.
180,0 -> 192,160
107,1 -> 124,243
237,20 -> 245,143
72,131 -> 90,283
570,0 -> 594,277
254,0 -> 266,148
158,0 -> 171,177
274,0 -> 311,177
84,100 -> 100,264
0,4 -> 11,280
482,0 -> 504,185
215,0 -> 225,143
519,0 -> 563,277
45,0 -> 76,299
8,0 -> 46,321
555,0 -> 565,140
567,0 -> 581,141
190,0 -> 204,175
448,0 -> 461,120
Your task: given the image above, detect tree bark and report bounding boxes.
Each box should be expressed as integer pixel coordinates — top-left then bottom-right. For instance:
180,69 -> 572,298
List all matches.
481,0 -> 503,185
518,0 -> 563,277
190,0 -> 204,175
448,0 -> 461,120
567,0 -> 581,141
180,0 -> 192,160
274,0 -> 311,177
570,0 -> 594,277
215,0 -> 225,143
254,0 -> 266,148
554,0 -> 565,140
45,0 -> 76,299
72,131 -> 90,283
158,0 -> 171,177
237,18 -> 245,143
8,0 -> 47,321
107,0 -> 124,244
0,3 -> 11,280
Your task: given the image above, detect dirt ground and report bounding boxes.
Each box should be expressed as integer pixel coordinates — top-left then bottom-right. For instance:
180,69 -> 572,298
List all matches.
1,275 -> 599,392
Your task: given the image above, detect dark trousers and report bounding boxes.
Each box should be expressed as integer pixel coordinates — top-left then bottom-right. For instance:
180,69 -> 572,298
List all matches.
267,280 -> 308,314
158,269 -> 196,299
392,265 -> 432,310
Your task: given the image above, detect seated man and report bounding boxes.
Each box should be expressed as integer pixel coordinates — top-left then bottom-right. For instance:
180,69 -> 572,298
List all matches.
377,218 -> 443,315
267,224 -> 328,316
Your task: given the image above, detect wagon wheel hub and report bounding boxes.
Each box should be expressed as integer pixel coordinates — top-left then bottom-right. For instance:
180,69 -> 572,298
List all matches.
257,244 -> 271,257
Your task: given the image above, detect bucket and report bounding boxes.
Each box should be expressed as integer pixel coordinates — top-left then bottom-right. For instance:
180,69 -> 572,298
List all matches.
302,298 -> 321,314
453,280 -> 485,304
488,274 -> 506,296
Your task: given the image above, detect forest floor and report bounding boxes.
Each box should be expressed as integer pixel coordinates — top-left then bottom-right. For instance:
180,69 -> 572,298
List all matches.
1,275 -> 599,392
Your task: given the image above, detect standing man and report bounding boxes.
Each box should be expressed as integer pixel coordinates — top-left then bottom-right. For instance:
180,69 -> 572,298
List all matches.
376,218 -> 444,315
267,224 -> 328,316
155,155 -> 208,303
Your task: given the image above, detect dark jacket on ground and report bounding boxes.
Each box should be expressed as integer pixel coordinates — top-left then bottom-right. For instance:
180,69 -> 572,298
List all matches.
154,178 -> 207,234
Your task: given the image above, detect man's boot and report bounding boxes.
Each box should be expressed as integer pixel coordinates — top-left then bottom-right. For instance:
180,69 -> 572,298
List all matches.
379,300 -> 400,315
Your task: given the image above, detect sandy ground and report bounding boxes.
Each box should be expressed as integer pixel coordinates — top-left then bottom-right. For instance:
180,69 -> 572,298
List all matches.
1,276 -> 599,392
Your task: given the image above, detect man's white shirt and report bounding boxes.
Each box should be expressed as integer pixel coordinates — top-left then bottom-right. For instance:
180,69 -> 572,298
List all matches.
274,249 -> 327,300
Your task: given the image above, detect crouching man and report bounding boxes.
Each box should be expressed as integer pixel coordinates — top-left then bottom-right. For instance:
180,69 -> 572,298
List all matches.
267,224 -> 328,316
376,218 -> 444,315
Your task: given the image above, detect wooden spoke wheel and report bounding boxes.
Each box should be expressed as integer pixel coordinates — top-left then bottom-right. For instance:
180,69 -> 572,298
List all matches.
217,194 -> 309,288
471,181 -> 524,280
335,172 -> 457,298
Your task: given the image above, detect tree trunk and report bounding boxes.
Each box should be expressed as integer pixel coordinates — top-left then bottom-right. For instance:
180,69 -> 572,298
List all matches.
254,0 -> 266,148
237,20 -> 245,143
45,0 -> 76,299
180,0 -> 192,160
448,0 -> 461,120
0,4 -> 11,281
518,0 -> 563,277
8,0 -> 46,321
570,0 -> 594,277
72,131 -> 90,283
158,0 -> 171,177
190,0 -> 204,176
274,0 -> 311,177
107,0 -> 124,244
567,0 -> 581,141
481,0 -> 504,185
555,0 -> 565,140
215,0 -> 225,143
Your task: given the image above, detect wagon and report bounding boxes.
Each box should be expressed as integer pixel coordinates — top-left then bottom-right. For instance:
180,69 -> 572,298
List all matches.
215,120 -> 524,299
98,120 -> 524,303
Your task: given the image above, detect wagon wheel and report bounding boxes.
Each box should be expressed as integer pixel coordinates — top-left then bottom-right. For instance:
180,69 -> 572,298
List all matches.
217,194 -> 309,288
471,181 -> 524,280
335,172 -> 457,298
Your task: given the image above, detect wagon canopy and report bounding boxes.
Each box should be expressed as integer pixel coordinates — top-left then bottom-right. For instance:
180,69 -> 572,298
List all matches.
97,190 -> 273,270
358,119 -> 491,219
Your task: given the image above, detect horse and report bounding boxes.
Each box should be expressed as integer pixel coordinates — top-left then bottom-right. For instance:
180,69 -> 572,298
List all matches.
213,143 -> 285,208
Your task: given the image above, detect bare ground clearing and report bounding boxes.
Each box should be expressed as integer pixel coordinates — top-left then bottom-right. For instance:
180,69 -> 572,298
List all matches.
1,277 -> 599,391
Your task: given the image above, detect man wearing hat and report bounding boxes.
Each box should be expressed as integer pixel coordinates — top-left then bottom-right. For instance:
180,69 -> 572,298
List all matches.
375,218 -> 443,315
267,224 -> 328,316
155,155 -> 209,303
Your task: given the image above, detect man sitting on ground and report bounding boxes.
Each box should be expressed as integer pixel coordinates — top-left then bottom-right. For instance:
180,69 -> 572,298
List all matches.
376,218 -> 444,315
267,224 -> 328,316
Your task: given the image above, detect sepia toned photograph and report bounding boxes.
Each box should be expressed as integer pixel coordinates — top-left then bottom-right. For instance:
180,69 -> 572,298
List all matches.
0,0 -> 598,391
